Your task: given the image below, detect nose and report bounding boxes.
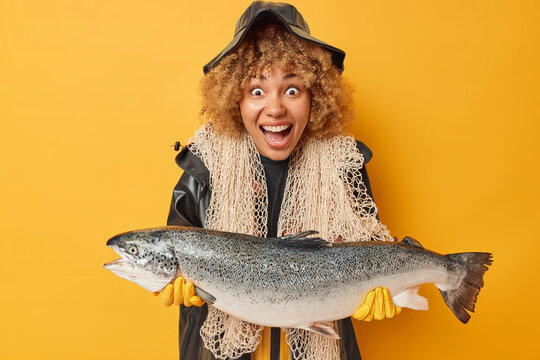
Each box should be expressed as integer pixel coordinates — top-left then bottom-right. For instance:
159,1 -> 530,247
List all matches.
264,94 -> 286,117
107,235 -> 121,247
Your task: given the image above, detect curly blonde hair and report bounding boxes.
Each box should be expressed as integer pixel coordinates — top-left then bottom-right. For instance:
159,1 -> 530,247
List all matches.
199,23 -> 354,139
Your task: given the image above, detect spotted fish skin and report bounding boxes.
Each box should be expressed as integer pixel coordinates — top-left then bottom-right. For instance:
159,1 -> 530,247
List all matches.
105,226 -> 492,328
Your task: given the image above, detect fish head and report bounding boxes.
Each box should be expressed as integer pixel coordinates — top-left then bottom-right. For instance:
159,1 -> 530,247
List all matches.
104,228 -> 178,292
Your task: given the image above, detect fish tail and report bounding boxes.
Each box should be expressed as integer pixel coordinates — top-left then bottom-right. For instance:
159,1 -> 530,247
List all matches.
439,252 -> 493,324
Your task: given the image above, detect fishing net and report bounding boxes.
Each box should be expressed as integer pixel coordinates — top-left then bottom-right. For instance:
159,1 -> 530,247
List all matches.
278,134 -> 392,243
285,327 -> 340,360
200,306 -> 264,359
190,123 -> 268,237
190,124 -> 393,360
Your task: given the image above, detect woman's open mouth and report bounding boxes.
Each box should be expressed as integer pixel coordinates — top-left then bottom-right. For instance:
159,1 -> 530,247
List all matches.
260,124 -> 293,147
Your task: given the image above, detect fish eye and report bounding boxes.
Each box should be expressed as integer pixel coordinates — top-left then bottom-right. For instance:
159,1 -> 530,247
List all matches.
250,87 -> 264,96
286,87 -> 299,95
128,245 -> 138,255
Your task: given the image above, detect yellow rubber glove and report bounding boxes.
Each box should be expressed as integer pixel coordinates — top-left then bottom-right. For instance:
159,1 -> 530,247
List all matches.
154,277 -> 205,307
352,287 -> 402,321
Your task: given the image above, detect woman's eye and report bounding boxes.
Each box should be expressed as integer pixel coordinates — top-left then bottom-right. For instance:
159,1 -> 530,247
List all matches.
286,87 -> 299,95
250,88 -> 264,96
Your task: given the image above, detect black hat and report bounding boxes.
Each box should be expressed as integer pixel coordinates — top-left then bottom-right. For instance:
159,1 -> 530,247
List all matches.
203,1 -> 346,74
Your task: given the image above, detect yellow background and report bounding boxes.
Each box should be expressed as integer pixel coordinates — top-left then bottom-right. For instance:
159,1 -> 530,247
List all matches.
1,0 -> 538,359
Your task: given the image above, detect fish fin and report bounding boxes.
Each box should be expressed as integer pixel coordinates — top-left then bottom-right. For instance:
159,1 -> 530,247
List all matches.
401,236 -> 424,249
194,286 -> 216,305
271,231 -> 331,248
392,286 -> 429,311
302,322 -> 340,339
439,252 -> 493,324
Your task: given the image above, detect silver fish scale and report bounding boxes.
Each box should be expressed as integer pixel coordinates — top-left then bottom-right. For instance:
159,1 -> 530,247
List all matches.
165,229 -> 451,305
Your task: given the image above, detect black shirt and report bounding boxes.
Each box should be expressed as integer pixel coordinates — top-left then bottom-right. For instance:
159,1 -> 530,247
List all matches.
260,154 -> 290,238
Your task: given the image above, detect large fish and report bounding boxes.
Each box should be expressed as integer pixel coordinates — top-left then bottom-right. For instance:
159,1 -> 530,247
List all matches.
104,226 -> 492,337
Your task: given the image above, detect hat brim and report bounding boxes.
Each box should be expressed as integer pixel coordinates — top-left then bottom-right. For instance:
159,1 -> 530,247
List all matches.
203,9 -> 345,74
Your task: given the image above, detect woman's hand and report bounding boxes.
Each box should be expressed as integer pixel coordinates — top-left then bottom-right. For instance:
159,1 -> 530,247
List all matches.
352,287 -> 401,321
155,277 -> 205,307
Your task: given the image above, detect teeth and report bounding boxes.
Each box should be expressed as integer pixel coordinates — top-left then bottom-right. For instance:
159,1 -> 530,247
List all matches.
262,124 -> 291,132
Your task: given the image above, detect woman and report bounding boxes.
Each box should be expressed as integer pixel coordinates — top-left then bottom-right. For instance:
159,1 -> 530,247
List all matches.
164,2 -> 399,359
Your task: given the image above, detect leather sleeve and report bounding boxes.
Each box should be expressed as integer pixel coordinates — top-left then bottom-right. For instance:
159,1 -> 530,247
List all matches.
166,147 -> 220,360
338,318 -> 362,360
166,146 -> 211,228
355,140 -> 375,201
166,172 -> 209,227
355,140 -> 373,164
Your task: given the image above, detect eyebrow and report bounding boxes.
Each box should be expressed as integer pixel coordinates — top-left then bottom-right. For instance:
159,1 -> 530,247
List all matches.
257,73 -> 298,81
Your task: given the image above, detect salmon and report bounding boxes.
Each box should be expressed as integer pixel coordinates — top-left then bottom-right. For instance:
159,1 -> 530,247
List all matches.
104,226 -> 492,337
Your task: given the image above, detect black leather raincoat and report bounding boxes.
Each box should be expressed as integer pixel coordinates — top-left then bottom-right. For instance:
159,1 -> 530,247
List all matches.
166,140 -> 376,360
